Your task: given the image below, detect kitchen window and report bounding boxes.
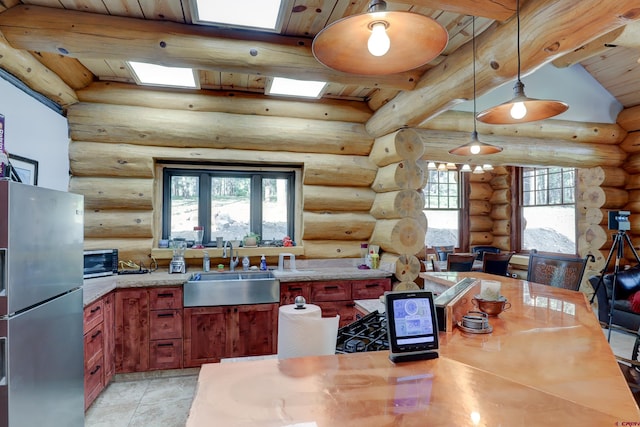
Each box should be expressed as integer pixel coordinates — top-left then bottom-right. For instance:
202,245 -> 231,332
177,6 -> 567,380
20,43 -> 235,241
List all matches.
519,167 -> 576,254
162,166 -> 296,245
423,167 -> 461,248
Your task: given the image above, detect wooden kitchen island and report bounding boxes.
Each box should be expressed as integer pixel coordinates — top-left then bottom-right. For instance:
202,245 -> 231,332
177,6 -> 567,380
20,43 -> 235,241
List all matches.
186,273 -> 640,426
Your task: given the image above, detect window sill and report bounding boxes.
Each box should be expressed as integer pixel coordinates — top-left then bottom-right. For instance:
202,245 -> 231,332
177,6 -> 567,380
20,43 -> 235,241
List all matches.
151,246 -> 304,260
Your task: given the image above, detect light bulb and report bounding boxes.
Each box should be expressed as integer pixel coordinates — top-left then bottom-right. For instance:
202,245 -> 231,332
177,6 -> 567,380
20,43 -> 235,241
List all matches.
470,144 -> 481,155
510,101 -> 527,119
368,22 -> 390,57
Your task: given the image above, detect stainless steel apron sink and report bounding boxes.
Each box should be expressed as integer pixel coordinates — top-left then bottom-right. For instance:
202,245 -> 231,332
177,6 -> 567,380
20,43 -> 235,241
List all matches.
183,271 -> 280,307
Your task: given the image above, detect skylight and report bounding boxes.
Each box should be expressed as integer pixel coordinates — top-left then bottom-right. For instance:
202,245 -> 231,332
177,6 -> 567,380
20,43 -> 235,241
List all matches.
192,0 -> 286,32
266,77 -> 327,99
128,62 -> 199,89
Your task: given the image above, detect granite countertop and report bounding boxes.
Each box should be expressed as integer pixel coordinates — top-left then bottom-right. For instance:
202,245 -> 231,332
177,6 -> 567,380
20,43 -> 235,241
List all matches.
82,266 -> 392,306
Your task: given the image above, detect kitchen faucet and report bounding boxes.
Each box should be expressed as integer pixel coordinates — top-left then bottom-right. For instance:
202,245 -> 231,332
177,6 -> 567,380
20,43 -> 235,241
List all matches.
223,240 -> 239,271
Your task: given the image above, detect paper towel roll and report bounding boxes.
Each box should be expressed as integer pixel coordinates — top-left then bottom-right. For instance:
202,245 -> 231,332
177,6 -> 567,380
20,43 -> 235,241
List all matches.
277,304 -> 340,359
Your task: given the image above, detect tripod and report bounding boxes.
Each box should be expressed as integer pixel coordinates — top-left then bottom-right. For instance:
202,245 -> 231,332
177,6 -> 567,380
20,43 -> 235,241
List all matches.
591,230 -> 640,341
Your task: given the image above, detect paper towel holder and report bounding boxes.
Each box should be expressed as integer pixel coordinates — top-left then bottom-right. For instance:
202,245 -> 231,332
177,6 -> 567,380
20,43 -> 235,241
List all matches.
294,296 -> 307,309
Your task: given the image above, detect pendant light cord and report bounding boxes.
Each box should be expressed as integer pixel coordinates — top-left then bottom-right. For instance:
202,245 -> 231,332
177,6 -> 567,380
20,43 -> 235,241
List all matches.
472,16 -> 477,134
516,0 -> 521,82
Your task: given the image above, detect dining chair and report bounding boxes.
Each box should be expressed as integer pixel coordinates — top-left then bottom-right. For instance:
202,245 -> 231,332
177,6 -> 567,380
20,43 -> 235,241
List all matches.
446,254 -> 476,272
434,245 -> 455,261
471,245 -> 501,261
482,252 -> 514,277
526,250 -> 595,291
614,326 -> 640,406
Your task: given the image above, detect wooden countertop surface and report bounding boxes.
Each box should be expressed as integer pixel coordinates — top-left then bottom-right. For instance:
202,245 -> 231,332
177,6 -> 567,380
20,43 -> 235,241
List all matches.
186,272 -> 640,426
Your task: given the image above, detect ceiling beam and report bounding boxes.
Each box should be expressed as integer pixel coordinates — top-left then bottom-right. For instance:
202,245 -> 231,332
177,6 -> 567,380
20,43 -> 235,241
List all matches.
392,0 -> 515,21
553,20 -> 640,68
0,5 -> 419,91
366,0 -> 640,137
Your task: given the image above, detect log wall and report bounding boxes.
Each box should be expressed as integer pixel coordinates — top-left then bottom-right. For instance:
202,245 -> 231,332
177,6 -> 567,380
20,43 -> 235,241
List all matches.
70,85 -> 378,263
68,82 -> 634,282
368,129 -> 426,289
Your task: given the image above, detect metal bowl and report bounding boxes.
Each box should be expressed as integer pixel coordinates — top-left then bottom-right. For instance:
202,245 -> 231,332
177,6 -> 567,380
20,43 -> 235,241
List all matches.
472,295 -> 511,316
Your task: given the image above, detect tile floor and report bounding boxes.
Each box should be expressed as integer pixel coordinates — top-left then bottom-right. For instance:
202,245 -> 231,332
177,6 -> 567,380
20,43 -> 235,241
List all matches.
84,330 -> 638,426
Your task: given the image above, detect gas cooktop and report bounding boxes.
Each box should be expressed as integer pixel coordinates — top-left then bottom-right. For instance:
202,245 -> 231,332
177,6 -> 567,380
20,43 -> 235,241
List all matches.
335,311 -> 389,354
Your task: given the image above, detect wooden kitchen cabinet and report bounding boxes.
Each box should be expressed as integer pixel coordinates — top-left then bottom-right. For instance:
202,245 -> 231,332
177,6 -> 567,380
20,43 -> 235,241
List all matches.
280,278 -> 391,327
149,288 -> 183,370
83,291 -> 115,410
103,292 -> 116,385
115,287 -> 183,373
115,288 -> 150,373
183,303 -> 278,367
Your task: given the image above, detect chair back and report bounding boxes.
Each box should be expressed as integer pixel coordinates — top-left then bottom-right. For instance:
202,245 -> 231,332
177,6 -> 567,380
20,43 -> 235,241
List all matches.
434,245 -> 455,261
471,245 -> 501,261
526,251 -> 595,291
482,252 -> 514,277
447,254 -> 476,272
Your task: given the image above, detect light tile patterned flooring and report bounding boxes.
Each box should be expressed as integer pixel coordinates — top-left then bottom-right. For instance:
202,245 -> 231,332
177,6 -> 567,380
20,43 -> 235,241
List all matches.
85,330 -> 638,426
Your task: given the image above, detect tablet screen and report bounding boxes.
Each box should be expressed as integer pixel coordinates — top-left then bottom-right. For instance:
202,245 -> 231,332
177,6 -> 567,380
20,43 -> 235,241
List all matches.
385,290 -> 439,361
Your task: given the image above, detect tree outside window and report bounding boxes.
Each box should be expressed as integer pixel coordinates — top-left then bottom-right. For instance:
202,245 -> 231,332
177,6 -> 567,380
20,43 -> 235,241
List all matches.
163,167 -> 295,245
423,167 -> 460,248
521,167 -> 576,254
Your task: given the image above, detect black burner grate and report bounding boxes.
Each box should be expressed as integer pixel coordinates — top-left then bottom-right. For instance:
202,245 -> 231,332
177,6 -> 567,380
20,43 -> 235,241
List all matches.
335,311 -> 389,354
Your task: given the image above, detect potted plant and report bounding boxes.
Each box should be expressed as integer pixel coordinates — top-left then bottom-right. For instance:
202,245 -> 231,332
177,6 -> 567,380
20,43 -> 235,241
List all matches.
243,232 -> 260,247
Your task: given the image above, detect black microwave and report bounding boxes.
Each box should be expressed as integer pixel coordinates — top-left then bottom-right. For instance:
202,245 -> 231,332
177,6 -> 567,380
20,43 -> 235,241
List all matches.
84,249 -> 119,279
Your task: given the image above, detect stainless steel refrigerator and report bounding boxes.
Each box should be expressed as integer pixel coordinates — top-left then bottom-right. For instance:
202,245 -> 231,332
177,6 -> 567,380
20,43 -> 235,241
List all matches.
0,180 -> 84,427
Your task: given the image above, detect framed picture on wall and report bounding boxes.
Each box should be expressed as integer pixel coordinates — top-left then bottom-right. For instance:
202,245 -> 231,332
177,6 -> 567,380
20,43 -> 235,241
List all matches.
8,154 -> 38,186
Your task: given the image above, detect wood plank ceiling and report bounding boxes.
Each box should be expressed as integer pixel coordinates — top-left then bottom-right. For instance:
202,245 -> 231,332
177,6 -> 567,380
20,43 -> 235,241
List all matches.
0,0 -> 639,121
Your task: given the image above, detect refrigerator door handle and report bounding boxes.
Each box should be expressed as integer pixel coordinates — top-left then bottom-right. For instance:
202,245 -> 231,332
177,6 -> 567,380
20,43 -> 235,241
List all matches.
0,248 -> 5,296
0,336 -> 6,386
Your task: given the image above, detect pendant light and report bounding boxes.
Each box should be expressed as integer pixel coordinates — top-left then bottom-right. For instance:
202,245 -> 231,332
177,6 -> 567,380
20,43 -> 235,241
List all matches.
449,17 -> 502,157
475,0 -> 568,124
312,0 -> 448,75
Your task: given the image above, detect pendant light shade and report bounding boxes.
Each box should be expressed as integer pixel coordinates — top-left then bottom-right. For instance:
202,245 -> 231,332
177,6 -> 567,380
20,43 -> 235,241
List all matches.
449,17 -> 502,157
312,0 -> 448,75
475,0 -> 568,124
449,131 -> 502,156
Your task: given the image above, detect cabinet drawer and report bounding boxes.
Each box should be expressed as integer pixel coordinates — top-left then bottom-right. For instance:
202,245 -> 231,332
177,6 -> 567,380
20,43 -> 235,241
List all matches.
310,281 -> 351,302
280,282 -> 311,305
314,301 -> 357,327
84,350 -> 104,409
149,287 -> 183,310
150,339 -> 183,370
352,279 -> 391,299
83,299 -> 104,334
84,324 -> 104,366
150,309 -> 183,340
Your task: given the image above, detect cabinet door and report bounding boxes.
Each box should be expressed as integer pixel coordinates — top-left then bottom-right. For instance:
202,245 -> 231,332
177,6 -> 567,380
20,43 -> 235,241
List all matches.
280,282 -> 311,305
183,307 -> 228,367
230,303 -> 278,357
103,292 -> 115,384
351,278 -> 391,299
115,289 -> 150,373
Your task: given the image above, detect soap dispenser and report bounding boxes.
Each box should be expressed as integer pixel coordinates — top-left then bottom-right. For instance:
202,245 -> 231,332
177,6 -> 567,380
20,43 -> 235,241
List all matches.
260,254 -> 267,271
242,255 -> 250,271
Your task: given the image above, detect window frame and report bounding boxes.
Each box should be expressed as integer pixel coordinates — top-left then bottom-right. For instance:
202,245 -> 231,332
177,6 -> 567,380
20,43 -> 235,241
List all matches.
422,167 -> 465,249
161,164 -> 297,245
516,166 -> 577,254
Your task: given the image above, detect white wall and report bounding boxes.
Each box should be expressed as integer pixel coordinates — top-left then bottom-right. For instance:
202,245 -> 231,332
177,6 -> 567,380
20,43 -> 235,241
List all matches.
0,77 -> 70,191
454,63 -> 623,124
